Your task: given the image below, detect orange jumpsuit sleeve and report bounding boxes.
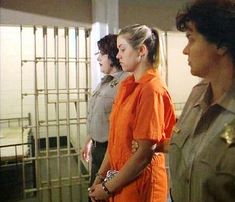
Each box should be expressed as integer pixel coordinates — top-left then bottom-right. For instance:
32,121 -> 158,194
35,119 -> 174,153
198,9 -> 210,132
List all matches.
133,85 -> 173,142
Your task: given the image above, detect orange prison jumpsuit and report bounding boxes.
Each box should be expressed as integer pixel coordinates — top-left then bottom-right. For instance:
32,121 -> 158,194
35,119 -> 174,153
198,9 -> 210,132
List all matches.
108,69 -> 176,202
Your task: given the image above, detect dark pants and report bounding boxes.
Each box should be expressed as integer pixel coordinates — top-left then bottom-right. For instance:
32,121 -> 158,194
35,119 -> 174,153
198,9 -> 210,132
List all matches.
88,141 -> 107,202
90,140 -> 108,186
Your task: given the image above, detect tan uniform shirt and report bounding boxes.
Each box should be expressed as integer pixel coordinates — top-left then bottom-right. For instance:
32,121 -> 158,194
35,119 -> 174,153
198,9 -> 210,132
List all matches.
87,71 -> 127,142
169,79 -> 235,202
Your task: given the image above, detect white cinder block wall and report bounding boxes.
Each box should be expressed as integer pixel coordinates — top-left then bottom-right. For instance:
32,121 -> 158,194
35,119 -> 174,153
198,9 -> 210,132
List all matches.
0,27 -> 22,118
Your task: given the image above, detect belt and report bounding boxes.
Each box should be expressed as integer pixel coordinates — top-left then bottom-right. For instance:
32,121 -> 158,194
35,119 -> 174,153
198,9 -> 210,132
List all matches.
92,139 -> 108,148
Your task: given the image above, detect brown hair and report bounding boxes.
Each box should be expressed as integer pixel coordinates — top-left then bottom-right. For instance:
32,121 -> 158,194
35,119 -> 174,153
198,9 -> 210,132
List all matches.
176,0 -> 235,64
97,34 -> 122,70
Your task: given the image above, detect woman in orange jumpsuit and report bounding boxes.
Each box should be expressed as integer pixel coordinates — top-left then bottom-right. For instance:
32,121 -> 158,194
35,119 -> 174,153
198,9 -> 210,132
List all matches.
89,24 -> 176,202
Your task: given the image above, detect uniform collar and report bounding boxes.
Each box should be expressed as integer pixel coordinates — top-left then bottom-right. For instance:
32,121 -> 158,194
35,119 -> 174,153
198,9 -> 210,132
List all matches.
101,74 -> 114,84
219,78 -> 235,114
101,71 -> 124,83
111,70 -> 125,80
194,78 -> 235,114
194,80 -> 212,110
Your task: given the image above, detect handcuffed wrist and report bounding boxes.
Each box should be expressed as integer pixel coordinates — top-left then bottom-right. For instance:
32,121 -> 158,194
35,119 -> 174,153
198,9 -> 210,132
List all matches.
101,181 -> 112,195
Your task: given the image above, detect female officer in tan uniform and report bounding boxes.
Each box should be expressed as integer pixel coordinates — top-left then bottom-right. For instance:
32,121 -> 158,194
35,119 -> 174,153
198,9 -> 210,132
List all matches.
81,34 -> 127,189
169,0 -> 235,201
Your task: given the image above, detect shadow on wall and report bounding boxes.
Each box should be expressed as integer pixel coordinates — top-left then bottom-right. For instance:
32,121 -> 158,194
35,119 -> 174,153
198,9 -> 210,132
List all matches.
119,0 -> 190,31
0,0 -> 92,24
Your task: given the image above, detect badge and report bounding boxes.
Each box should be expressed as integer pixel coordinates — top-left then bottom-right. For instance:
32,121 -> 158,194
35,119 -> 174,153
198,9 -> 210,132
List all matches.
173,126 -> 181,133
110,79 -> 118,88
220,123 -> 235,145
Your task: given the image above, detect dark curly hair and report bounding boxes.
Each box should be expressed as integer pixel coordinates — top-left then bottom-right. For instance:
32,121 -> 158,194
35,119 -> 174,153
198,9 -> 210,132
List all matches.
176,0 -> 235,64
97,34 -> 122,70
